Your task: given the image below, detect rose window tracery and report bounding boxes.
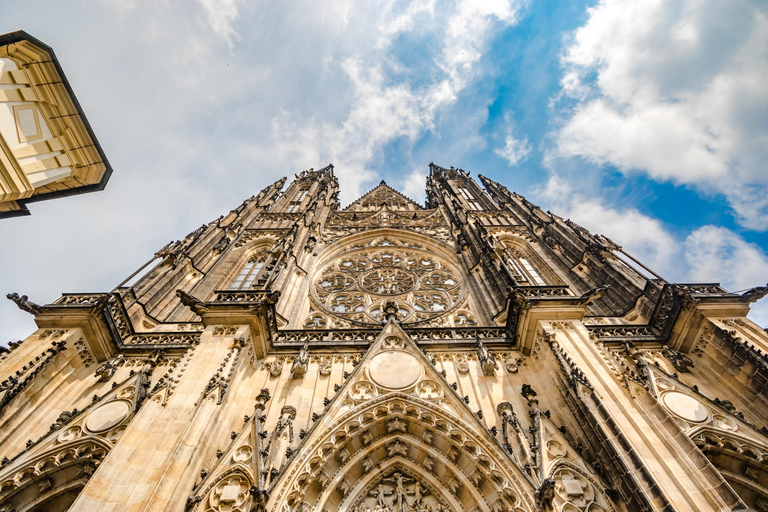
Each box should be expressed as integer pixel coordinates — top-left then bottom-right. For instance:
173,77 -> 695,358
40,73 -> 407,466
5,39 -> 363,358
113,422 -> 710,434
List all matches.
313,243 -> 464,325
361,268 -> 417,295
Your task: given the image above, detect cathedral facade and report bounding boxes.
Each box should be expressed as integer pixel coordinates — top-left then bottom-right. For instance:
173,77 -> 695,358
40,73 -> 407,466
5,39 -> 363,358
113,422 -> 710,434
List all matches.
1,164 -> 767,512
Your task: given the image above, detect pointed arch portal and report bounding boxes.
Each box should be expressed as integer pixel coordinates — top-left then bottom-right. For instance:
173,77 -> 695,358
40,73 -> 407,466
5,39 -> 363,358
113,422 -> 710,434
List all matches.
266,321 -> 536,512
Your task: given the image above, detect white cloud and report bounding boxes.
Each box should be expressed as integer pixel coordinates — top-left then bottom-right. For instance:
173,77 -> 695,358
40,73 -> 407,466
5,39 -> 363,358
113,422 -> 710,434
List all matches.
553,0 -> 768,230
684,226 -> 768,291
400,169 -> 427,204
496,134 -> 531,166
196,0 -> 245,47
267,0 -> 524,204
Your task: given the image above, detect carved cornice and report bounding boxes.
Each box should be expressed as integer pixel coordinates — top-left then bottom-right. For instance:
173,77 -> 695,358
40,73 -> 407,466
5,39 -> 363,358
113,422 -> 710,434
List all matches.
587,283 -> 738,344
42,293 -> 200,353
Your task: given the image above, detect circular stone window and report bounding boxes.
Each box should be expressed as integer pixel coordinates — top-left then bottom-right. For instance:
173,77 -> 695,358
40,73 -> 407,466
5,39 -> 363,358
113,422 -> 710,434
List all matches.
312,241 -> 465,325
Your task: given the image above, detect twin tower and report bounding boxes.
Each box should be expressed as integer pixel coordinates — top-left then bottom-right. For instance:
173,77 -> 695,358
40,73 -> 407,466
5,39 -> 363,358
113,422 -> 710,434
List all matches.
1,164 -> 768,512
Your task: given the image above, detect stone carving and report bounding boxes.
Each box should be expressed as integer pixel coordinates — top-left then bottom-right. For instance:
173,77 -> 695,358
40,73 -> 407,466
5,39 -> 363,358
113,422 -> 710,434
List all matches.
337,478 -> 352,496
319,357 -> 333,376
354,470 -> 448,512
205,473 -> 251,512
536,478 -> 556,509
269,359 -> 284,377
175,289 -> 208,316
387,440 -> 409,457
445,477 -> 461,495
415,380 -> 442,400
456,355 -> 469,374
505,356 -> 520,373
662,345 -> 693,373
350,381 -> 377,401
383,335 -> 405,349
387,417 -> 407,433
95,354 -> 125,382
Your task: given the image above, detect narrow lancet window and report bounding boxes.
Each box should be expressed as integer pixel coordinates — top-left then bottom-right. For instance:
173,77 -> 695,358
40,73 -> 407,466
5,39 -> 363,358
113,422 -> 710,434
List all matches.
230,255 -> 267,290
458,186 -> 482,210
508,252 -> 546,286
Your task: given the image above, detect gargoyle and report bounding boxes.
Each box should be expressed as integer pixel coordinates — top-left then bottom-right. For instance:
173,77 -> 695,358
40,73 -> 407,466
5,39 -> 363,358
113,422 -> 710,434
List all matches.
579,286 -> 609,306
507,287 -> 531,312
740,284 -> 768,304
6,293 -> 42,315
175,290 -> 208,316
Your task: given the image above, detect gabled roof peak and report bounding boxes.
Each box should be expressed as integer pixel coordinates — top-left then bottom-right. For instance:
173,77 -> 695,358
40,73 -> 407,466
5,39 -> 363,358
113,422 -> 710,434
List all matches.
344,181 -> 423,212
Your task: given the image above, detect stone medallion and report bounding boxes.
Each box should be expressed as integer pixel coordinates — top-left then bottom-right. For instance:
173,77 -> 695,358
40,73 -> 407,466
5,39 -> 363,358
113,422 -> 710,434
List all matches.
369,351 -> 421,390
662,392 -> 708,423
85,400 -> 131,433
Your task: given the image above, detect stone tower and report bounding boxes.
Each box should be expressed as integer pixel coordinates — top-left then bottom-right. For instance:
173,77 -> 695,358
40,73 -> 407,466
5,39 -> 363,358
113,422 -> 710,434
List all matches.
2,164 -> 768,512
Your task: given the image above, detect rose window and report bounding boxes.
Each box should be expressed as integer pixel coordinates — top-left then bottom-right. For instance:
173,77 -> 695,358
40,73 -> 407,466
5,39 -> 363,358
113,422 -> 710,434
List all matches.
361,268 -> 417,295
312,244 -> 464,325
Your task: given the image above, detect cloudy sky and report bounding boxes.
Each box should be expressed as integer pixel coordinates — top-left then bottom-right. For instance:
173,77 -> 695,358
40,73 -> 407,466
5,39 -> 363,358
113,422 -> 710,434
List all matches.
1,0 -> 767,342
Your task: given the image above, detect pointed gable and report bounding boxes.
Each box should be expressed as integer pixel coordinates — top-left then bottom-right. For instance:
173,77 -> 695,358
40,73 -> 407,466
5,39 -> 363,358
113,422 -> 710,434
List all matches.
344,181 -> 423,212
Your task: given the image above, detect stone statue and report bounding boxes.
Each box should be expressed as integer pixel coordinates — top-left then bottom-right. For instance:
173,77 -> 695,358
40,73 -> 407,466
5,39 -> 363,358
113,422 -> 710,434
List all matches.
95,354 -> 124,381
536,478 -> 556,509
383,472 -> 414,512
477,340 -> 497,376
291,341 -> 309,379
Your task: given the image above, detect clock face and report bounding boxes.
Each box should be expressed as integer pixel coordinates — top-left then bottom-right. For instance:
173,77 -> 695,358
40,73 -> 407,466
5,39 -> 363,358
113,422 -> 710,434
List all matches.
312,238 -> 464,325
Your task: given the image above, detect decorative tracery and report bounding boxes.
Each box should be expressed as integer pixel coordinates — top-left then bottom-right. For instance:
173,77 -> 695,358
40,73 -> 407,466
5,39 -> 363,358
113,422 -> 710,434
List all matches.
312,239 -> 465,325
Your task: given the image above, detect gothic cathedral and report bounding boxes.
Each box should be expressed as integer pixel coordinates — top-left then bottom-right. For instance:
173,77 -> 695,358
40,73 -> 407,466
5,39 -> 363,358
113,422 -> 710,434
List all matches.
2,164 -> 768,512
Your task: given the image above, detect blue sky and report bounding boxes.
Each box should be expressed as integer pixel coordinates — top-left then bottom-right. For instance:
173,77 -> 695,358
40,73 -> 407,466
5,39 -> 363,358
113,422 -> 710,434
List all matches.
1,0 -> 767,341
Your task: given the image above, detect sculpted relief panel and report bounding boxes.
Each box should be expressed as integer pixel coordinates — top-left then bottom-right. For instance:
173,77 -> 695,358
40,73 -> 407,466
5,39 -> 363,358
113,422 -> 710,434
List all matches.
312,238 -> 465,326
350,469 -> 452,512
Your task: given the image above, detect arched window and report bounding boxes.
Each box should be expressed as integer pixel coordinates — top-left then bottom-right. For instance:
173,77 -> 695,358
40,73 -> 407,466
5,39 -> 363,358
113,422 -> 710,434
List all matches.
507,250 -> 546,286
230,253 -> 268,290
